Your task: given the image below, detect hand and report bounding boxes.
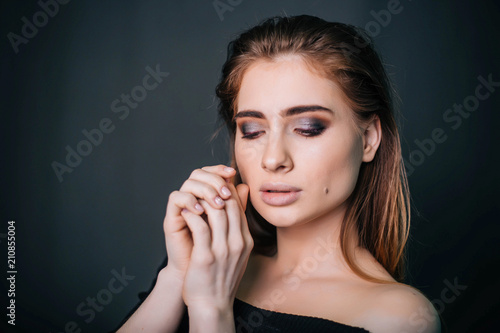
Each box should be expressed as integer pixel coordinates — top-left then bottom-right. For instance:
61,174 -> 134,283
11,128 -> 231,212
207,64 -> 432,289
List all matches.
180,180 -> 253,313
163,165 -> 237,280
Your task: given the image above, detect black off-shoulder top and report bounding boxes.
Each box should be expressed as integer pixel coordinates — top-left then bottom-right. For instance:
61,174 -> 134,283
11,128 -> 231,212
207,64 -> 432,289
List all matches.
114,257 -> 370,333
175,297 -> 370,332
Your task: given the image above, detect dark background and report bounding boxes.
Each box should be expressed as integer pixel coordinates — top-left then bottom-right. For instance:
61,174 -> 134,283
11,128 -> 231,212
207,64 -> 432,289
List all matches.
1,0 -> 499,332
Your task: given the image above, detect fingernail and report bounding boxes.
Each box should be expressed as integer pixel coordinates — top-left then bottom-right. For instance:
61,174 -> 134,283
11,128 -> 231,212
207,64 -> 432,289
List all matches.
181,208 -> 189,214
215,196 -> 224,206
195,203 -> 204,212
221,186 -> 231,197
224,167 -> 235,173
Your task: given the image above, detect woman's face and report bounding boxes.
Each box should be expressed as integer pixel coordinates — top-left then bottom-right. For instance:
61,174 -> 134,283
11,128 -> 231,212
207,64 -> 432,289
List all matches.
234,56 -> 378,228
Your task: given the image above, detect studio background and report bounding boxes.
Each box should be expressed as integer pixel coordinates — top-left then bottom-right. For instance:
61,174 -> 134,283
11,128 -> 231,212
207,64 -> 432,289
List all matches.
2,0 -> 499,332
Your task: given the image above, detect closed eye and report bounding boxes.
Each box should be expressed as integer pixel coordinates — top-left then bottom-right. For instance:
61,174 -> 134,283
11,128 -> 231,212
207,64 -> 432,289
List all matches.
295,127 -> 325,137
239,122 -> 265,140
294,119 -> 327,137
242,131 -> 264,139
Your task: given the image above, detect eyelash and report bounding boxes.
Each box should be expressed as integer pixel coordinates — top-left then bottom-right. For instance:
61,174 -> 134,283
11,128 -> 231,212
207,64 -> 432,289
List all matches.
241,131 -> 264,139
240,127 -> 326,139
294,127 -> 325,137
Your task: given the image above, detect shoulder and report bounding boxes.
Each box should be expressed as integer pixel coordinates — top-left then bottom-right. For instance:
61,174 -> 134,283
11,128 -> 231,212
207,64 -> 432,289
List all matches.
356,283 -> 441,333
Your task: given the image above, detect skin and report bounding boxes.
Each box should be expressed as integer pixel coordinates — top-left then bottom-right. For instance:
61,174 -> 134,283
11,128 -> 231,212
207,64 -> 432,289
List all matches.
233,56 -> 440,332
118,56 -> 440,333
165,166 -> 253,332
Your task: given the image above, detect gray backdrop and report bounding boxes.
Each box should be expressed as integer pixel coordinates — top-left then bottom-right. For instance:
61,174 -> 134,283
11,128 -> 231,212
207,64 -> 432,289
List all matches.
2,0 -> 499,332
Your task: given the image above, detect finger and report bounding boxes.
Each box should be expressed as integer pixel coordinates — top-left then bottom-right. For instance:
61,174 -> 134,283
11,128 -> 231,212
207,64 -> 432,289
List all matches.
225,195 -> 244,250
181,208 -> 212,252
190,166 -> 235,199
201,164 -> 236,182
234,183 -> 252,238
229,183 -> 251,236
224,184 -> 252,254
222,185 -> 254,293
198,199 -> 229,258
236,183 -> 250,211
165,191 -> 204,233
180,179 -> 226,209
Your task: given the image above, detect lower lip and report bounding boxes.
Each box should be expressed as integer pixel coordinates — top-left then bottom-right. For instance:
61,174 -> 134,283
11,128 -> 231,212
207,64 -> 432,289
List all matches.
259,191 -> 301,206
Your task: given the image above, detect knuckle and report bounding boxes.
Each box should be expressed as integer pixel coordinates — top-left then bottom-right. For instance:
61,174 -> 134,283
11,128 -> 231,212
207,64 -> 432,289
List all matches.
190,168 -> 202,178
210,176 -> 225,189
169,190 -> 196,207
168,190 -> 179,201
229,238 -> 245,253
212,244 -> 229,259
179,179 -> 190,191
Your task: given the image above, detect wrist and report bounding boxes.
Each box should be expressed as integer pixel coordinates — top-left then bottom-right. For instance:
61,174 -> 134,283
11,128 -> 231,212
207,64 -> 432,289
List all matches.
188,305 -> 234,333
159,265 -> 186,284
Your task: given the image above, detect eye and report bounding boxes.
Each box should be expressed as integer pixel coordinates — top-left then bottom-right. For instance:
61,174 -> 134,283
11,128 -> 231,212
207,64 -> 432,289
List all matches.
294,119 -> 327,137
240,122 -> 265,140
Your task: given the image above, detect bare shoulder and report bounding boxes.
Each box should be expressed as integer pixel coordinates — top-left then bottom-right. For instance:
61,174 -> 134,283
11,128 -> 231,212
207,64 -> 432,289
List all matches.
355,283 -> 441,333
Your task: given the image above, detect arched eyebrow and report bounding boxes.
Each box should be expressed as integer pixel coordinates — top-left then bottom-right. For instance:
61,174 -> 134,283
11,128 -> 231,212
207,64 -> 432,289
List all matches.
234,105 -> 333,120
285,105 -> 333,116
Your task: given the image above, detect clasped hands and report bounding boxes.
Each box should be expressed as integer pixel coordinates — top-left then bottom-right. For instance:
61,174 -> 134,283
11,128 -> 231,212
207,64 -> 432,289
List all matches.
163,165 -> 253,320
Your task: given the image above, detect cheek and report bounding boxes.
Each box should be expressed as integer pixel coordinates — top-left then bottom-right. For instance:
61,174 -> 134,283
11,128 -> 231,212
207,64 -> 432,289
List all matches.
312,134 -> 364,198
234,139 -> 257,183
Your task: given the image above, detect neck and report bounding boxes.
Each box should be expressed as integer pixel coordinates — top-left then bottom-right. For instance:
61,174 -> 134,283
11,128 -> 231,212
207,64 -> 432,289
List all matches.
272,204 -> 359,278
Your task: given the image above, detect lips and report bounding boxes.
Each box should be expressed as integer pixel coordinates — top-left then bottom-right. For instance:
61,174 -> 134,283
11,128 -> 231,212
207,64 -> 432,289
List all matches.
259,183 -> 302,206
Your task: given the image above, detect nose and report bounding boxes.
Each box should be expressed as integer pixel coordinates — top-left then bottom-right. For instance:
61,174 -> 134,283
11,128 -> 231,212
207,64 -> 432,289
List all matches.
261,133 -> 293,173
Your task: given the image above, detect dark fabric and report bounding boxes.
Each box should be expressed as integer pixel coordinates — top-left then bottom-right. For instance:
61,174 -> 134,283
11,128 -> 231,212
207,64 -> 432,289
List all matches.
176,298 -> 369,333
114,256 -> 369,332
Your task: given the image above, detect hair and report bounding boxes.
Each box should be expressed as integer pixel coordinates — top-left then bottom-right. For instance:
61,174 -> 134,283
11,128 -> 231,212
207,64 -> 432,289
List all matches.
215,15 -> 410,283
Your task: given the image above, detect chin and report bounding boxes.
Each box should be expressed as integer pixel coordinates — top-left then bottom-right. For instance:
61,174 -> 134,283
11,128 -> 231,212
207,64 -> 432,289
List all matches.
253,204 -> 310,228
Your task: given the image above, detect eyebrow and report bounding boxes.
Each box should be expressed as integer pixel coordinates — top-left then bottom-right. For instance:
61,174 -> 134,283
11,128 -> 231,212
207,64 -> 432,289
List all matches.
234,105 -> 333,120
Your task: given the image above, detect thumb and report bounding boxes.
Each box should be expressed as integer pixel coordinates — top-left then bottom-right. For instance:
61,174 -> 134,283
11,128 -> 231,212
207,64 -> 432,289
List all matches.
236,183 -> 250,211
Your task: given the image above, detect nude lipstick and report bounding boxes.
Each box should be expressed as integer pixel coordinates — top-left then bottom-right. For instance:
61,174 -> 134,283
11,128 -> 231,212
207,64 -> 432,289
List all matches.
259,183 -> 302,206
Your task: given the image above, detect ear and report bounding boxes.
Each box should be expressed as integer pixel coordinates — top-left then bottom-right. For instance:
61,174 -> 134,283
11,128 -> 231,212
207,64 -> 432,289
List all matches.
362,116 -> 382,162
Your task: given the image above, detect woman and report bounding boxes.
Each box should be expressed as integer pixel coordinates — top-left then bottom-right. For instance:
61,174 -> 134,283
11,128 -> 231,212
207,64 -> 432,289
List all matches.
118,15 -> 440,332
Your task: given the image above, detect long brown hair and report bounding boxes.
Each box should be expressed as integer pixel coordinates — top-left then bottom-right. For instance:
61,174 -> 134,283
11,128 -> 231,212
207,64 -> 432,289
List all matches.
215,15 -> 410,283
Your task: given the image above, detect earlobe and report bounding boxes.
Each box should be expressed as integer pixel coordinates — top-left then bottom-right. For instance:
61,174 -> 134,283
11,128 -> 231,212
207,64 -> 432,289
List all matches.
362,116 -> 382,162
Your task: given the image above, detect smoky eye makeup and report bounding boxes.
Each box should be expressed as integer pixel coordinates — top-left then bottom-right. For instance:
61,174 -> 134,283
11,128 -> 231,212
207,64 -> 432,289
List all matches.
293,118 -> 329,137
239,122 -> 265,139
236,115 -> 330,139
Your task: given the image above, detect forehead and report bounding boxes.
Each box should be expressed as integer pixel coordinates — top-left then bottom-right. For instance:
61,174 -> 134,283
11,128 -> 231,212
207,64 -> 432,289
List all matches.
236,56 -> 349,115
